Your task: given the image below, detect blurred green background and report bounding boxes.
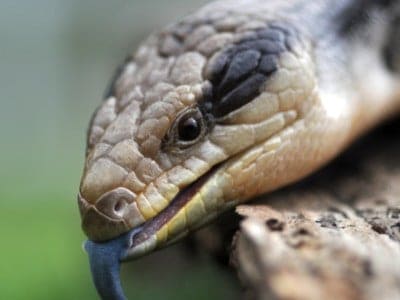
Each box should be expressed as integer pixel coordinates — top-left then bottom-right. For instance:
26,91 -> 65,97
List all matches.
0,1 -> 239,299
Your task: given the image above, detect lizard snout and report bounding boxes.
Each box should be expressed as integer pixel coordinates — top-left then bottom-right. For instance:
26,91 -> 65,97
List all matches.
78,187 -> 145,241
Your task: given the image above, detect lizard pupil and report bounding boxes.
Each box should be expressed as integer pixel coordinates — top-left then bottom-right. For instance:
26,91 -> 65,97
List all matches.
178,116 -> 201,141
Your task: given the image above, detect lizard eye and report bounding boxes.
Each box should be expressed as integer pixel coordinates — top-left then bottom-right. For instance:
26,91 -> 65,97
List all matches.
165,108 -> 206,150
178,114 -> 202,141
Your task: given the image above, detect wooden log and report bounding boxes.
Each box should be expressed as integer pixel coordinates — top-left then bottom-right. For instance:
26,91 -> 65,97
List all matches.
193,119 -> 400,300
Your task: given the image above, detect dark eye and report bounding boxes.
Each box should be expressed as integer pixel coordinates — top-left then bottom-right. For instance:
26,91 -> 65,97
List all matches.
163,108 -> 206,151
178,115 -> 202,141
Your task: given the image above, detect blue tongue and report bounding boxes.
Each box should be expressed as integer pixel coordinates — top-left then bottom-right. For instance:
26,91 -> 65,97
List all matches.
85,228 -> 141,300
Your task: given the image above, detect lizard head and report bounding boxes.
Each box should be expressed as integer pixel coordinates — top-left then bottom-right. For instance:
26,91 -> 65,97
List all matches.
76,1 -> 400,299
78,9 -> 315,261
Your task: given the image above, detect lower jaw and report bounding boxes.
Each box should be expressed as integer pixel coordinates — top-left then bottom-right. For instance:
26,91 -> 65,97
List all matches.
122,163 -> 235,260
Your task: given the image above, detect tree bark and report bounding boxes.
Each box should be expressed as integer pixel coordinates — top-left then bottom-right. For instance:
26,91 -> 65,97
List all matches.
193,119 -> 400,300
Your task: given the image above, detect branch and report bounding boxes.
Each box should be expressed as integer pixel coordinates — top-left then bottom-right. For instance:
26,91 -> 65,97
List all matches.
193,120 -> 400,300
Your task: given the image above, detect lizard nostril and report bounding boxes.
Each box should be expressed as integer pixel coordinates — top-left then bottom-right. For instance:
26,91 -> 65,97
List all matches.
113,199 -> 128,216
79,187 -> 147,241
95,187 -> 136,219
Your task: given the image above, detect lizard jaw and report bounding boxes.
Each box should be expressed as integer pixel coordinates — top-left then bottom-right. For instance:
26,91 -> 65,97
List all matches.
122,163 -> 223,260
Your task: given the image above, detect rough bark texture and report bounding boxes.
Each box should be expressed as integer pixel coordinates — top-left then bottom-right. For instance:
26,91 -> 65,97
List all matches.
193,119 -> 400,300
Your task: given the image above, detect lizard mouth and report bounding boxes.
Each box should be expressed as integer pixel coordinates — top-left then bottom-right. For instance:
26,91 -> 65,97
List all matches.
122,164 -> 221,260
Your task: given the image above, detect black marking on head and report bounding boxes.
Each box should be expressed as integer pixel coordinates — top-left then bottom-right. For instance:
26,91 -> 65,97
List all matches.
338,0 -> 397,35
203,23 -> 298,118
103,56 -> 133,99
216,73 -> 268,117
218,50 -> 261,96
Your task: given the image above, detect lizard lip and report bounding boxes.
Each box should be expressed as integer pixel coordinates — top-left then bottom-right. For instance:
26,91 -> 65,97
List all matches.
122,164 -> 221,260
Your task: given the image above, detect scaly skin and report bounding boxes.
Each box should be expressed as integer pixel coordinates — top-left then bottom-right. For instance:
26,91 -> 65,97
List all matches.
78,0 -> 400,298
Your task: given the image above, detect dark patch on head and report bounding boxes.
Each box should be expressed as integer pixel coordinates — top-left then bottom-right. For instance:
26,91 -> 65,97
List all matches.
216,73 -> 268,117
202,23 -> 299,118
103,55 -> 133,99
338,0 -> 397,35
218,49 -> 261,96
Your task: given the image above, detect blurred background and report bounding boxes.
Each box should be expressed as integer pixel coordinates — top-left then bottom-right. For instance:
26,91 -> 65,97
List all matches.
0,1 -> 239,299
